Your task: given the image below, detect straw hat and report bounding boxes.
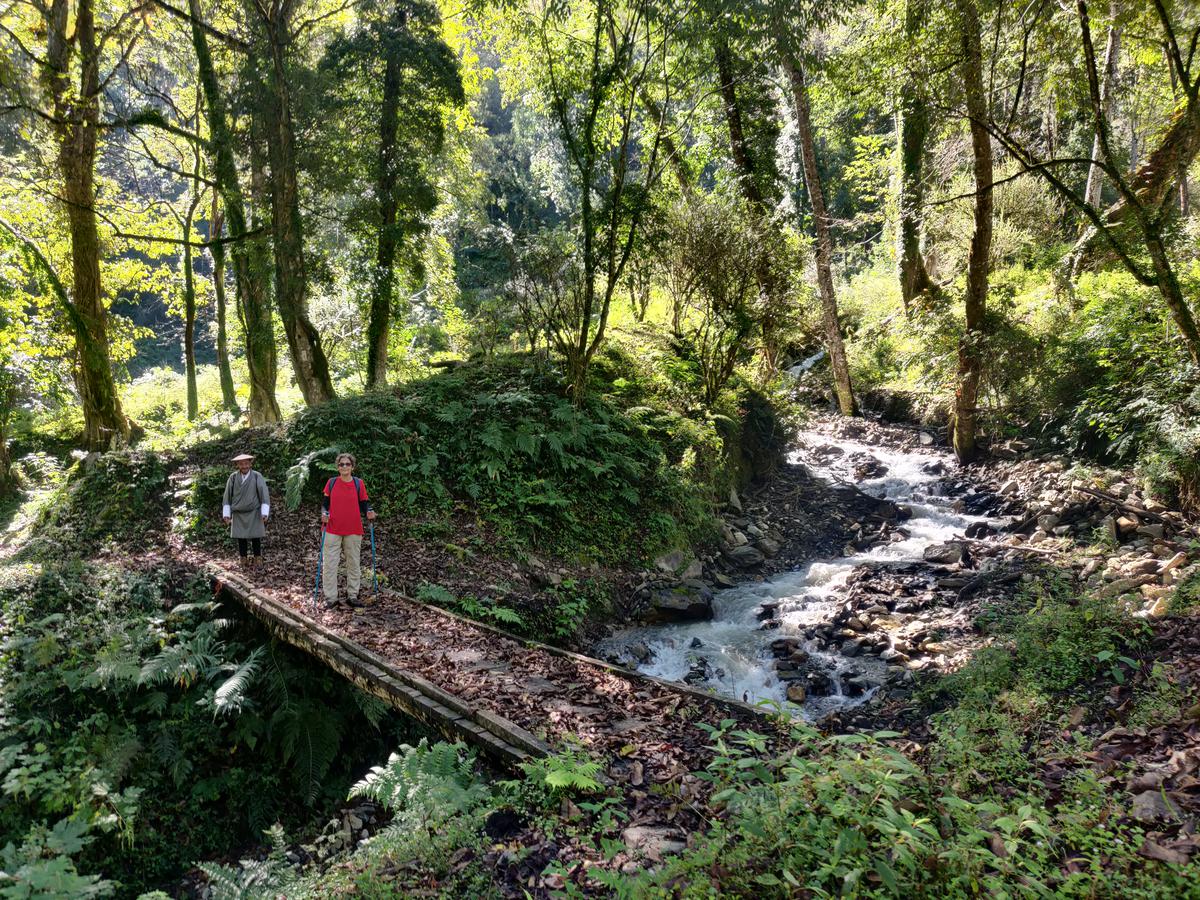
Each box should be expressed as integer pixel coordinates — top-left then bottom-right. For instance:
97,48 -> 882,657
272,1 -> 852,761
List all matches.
231,453 -> 255,462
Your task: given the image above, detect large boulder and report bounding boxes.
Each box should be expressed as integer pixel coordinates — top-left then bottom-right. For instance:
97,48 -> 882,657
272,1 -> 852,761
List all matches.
653,550 -> 703,580
725,544 -> 766,568
923,541 -> 967,565
641,583 -> 715,624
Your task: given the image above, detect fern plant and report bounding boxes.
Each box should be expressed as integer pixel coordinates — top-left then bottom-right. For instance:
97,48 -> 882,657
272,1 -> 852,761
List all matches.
285,446 -> 339,511
349,739 -> 490,828
198,824 -> 297,900
518,740 -> 604,800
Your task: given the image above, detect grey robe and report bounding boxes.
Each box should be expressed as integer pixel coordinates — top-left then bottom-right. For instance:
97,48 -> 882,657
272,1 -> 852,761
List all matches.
223,470 -> 269,539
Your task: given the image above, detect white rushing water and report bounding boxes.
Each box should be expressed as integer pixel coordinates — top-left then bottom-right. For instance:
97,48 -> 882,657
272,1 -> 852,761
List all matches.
596,430 -> 989,717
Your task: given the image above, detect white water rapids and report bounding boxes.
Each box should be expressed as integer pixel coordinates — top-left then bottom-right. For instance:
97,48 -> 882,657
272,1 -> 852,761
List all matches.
596,430 -> 991,718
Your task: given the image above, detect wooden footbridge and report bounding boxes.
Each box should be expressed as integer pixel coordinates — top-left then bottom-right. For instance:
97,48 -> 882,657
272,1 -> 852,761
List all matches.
208,565 -> 775,775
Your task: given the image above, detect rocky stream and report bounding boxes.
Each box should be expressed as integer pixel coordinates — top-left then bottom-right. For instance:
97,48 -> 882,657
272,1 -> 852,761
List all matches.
598,417 -> 1200,726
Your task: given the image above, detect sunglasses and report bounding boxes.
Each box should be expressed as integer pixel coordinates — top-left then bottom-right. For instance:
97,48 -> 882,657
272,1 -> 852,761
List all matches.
337,462 -> 353,468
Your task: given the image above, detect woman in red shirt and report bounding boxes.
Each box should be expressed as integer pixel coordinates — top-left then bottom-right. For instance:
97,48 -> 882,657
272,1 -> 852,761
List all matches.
321,452 -> 376,608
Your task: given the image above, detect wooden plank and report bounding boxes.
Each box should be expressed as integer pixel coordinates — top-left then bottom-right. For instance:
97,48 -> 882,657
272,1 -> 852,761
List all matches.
208,565 -> 546,766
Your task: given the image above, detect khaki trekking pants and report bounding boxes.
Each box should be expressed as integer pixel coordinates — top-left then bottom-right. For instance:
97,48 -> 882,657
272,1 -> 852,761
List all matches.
322,533 -> 362,601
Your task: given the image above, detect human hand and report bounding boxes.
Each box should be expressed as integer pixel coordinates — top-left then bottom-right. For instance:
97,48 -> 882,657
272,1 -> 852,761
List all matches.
223,516 -> 231,525
366,510 -> 376,521
262,516 -> 269,525
321,513 -> 329,524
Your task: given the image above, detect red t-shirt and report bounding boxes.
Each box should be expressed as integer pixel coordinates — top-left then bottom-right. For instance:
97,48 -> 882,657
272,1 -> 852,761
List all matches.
324,477 -> 369,536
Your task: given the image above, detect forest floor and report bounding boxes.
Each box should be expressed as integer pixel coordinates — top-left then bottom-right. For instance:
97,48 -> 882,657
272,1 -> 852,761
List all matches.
168,416 -> 1200,892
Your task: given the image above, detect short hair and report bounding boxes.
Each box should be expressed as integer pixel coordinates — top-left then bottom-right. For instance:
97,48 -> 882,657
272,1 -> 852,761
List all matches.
336,452 -> 356,468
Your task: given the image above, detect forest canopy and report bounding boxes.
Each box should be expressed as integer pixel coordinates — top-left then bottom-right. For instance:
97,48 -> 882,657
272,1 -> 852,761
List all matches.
0,0 -> 1198,500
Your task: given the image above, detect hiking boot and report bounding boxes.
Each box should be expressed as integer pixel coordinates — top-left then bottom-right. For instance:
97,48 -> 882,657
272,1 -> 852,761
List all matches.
347,595 -> 364,608
238,556 -> 250,572
323,597 -> 340,610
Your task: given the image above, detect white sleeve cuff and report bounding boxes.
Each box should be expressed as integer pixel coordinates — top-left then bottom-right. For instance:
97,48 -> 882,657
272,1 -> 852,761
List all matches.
261,504 -> 270,517
223,504 -> 231,518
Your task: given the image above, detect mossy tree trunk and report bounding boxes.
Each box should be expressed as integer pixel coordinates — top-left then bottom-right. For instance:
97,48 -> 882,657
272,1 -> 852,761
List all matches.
952,0 -> 993,463
209,196 -> 241,415
713,36 -> 788,377
254,6 -> 336,407
366,4 -> 407,390
896,0 -> 938,316
45,0 -> 130,450
189,0 -> 279,425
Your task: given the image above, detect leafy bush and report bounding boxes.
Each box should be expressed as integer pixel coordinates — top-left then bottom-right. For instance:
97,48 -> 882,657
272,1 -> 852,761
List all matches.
608,719 -> 1199,898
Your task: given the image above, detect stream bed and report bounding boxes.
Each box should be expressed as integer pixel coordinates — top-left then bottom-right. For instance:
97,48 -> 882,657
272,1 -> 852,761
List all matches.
596,430 -> 992,718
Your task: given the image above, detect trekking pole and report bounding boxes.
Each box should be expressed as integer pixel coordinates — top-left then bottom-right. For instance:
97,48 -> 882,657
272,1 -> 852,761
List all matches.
313,524 -> 326,609
369,521 -> 378,597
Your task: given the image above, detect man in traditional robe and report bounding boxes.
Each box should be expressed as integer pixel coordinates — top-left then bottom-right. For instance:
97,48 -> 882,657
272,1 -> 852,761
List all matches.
222,453 -> 270,570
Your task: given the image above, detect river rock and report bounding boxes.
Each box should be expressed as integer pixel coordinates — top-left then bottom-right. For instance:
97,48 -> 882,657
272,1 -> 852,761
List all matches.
641,584 -> 715,623
1037,513 -> 1060,531
924,541 -> 967,565
654,549 -> 697,575
622,826 -> 687,860
1137,524 -> 1165,539
1097,577 -> 1151,600
770,637 -> 801,655
806,671 -> 834,695
725,544 -> 765,568
755,537 -> 781,558
1116,515 -> 1139,537
629,641 -> 653,664
727,487 -> 743,512
1126,558 -> 1161,576
786,684 -> 807,703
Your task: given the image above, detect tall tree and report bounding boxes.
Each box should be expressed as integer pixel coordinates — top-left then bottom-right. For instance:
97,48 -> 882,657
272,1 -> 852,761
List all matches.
178,177 -> 204,420
781,52 -> 857,416
1082,1 -> 1120,210
3,0 -> 139,448
951,0 -> 992,463
208,197 -> 240,415
246,0 -> 336,406
710,28 -> 793,376
895,0 -> 938,315
511,0 -> 670,400
320,0 -> 463,389
187,0 -> 281,423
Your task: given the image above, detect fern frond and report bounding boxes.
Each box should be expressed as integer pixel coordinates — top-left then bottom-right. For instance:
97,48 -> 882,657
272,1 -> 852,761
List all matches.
285,446 -> 339,511
351,690 -> 389,730
212,646 -> 265,717
349,740 -> 489,821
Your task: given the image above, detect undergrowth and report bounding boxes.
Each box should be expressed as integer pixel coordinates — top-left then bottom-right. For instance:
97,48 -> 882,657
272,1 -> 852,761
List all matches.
0,561 -> 418,896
